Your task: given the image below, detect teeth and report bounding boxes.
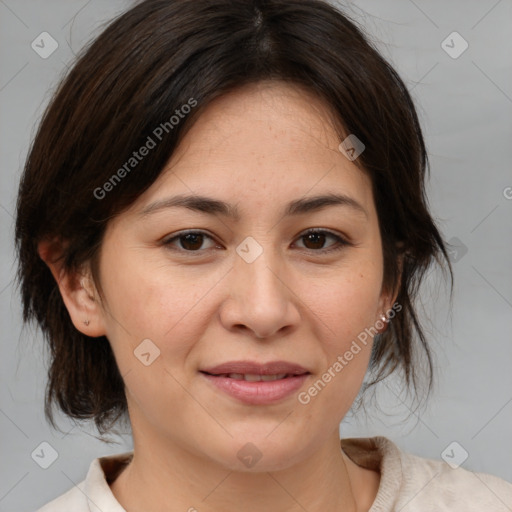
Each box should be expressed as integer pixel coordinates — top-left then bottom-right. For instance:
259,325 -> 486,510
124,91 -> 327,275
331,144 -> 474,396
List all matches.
227,373 -> 245,380
261,373 -> 287,381
226,373 -> 288,381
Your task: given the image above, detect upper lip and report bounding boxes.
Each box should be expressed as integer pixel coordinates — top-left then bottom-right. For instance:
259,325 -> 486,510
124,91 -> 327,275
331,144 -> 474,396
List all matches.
200,360 -> 310,376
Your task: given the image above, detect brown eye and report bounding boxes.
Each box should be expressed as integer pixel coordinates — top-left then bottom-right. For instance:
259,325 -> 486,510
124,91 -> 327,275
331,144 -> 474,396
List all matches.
295,229 -> 349,253
302,232 -> 328,250
163,231 -> 217,252
179,233 -> 204,251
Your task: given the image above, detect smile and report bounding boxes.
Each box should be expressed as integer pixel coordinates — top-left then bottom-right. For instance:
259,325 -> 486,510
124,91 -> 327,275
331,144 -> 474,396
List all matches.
200,371 -> 310,405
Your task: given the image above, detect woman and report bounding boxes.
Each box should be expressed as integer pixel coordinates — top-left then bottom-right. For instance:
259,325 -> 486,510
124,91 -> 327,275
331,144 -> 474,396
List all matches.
15,0 -> 512,510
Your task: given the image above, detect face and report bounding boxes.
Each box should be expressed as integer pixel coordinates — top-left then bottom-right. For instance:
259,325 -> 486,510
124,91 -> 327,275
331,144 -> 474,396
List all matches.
86,81 -> 393,471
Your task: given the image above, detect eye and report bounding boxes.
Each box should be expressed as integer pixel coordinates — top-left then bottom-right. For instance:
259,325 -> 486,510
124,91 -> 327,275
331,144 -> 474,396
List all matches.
294,229 -> 349,253
162,228 -> 350,255
162,230 -> 219,252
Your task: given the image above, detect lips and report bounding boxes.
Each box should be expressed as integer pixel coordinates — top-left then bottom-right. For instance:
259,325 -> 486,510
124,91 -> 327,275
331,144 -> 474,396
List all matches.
199,360 -> 311,405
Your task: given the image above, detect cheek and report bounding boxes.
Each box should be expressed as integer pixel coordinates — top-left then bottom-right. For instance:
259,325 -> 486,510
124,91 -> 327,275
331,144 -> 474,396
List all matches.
97,253 -> 221,421
296,271 -> 381,419
301,265 -> 384,350
98,249 -> 219,366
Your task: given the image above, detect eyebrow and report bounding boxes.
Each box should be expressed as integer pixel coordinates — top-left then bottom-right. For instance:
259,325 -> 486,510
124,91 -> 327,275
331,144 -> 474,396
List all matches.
140,193 -> 368,220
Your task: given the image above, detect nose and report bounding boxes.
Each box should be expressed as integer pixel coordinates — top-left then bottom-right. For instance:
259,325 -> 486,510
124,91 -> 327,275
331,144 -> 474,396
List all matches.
219,248 -> 301,339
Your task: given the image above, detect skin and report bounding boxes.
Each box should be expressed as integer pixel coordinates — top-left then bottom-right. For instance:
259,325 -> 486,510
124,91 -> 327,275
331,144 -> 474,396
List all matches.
40,81 -> 397,512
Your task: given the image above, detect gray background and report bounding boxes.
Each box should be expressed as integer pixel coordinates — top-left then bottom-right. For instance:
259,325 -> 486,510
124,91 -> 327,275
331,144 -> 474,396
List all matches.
1,1 -> 511,510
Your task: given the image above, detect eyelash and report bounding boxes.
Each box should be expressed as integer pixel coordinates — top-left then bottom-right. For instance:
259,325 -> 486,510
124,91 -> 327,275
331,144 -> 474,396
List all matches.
162,228 -> 350,256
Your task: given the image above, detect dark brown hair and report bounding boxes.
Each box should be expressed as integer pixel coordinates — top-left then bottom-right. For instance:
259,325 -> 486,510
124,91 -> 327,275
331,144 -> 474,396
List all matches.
15,0 -> 451,435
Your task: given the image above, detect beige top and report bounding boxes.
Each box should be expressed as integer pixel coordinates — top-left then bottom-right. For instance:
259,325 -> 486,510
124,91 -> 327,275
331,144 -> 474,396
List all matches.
36,436 -> 512,511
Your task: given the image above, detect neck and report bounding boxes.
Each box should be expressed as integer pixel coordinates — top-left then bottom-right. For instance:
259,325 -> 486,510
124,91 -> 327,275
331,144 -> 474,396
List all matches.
110,426 -> 362,512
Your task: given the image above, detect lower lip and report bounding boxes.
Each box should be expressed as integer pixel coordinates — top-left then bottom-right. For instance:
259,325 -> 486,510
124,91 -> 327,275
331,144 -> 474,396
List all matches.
200,372 -> 309,405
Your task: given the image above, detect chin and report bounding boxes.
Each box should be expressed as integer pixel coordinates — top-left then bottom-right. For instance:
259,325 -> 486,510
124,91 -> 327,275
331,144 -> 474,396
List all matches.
206,434 -> 303,473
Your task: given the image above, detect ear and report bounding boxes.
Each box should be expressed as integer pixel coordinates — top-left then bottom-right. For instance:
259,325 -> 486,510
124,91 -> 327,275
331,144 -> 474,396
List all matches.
376,252 -> 404,328
38,238 -> 107,338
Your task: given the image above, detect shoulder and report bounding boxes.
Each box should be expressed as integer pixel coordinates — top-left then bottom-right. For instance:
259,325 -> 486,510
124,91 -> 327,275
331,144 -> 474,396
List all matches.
35,452 -> 132,512
395,442 -> 512,511
35,479 -> 88,512
342,436 -> 512,511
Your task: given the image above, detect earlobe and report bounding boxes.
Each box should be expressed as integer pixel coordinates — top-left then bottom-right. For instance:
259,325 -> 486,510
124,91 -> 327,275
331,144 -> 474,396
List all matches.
37,238 -> 107,338
376,283 -> 400,333
376,300 -> 391,334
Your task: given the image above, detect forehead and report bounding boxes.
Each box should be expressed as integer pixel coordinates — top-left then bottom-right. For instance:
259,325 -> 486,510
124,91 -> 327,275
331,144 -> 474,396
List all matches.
175,80 -> 343,161
129,81 -> 375,220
